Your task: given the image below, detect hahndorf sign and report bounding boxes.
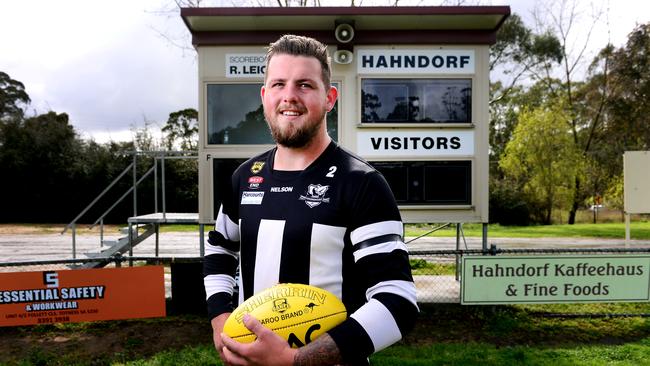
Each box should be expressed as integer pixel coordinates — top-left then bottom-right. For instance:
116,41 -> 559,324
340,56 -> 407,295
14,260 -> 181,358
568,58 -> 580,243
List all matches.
461,255 -> 650,304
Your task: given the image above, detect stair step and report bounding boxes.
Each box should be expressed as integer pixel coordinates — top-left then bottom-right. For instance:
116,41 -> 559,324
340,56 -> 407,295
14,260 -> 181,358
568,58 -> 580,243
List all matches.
119,224 -> 153,236
84,252 -> 105,259
82,224 -> 157,268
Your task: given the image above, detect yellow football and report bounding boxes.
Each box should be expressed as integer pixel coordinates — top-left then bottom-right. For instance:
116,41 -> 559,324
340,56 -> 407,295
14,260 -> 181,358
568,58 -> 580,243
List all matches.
223,283 -> 347,348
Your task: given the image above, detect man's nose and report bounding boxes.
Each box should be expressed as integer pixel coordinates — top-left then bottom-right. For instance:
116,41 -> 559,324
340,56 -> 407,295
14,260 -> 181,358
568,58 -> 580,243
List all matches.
282,84 -> 299,103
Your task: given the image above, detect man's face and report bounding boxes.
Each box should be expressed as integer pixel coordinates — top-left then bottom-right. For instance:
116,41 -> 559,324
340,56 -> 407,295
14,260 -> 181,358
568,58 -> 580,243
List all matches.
261,54 -> 337,148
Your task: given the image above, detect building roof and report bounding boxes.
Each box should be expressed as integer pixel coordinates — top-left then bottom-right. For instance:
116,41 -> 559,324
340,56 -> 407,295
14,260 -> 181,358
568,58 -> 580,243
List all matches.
180,6 -> 511,46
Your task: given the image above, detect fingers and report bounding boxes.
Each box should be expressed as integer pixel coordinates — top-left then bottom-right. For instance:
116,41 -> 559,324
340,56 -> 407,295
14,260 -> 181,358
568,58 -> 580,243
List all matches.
243,314 -> 266,336
211,313 -> 231,363
221,314 -> 293,365
222,343 -> 247,366
214,331 -> 226,360
221,332 -> 243,353
221,315 -> 264,354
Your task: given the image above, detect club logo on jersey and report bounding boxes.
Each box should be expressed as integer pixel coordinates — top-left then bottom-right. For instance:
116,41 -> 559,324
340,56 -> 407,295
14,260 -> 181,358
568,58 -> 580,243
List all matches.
251,161 -> 265,174
241,191 -> 264,205
248,176 -> 264,189
270,186 -> 293,193
299,184 -> 330,208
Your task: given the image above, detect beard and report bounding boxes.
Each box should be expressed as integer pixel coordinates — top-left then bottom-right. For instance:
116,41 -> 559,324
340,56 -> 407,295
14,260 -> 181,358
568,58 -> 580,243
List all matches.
265,105 -> 327,148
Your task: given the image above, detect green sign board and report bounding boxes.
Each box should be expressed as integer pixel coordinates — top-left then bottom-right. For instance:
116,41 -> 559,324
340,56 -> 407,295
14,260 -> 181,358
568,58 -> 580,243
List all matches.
461,255 -> 650,304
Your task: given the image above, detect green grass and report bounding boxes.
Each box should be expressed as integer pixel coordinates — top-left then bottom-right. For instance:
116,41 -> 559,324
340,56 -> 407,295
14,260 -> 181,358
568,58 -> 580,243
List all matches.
405,221 -> 650,240
410,258 -> 456,275
372,339 -> 650,366
7,303 -> 650,366
117,344 -> 218,366
112,302 -> 650,366
158,220 -> 650,240
114,340 -> 650,366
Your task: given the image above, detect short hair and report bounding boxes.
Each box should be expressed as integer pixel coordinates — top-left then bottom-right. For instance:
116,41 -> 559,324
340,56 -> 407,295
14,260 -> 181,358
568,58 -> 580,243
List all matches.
265,34 -> 332,90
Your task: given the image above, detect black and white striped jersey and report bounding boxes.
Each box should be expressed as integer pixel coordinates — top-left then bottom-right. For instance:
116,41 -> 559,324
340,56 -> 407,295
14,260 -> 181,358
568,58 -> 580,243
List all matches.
204,141 -> 418,363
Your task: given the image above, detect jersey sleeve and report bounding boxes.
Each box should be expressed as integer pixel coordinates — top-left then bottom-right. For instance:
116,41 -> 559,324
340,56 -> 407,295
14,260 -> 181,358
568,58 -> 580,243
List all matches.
203,171 -> 241,320
328,170 -> 419,363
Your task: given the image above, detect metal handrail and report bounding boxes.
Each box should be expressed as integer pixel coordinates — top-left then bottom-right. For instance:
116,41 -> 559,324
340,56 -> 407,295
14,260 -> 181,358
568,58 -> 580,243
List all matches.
88,164 -> 156,229
61,150 -> 199,259
61,162 -> 135,235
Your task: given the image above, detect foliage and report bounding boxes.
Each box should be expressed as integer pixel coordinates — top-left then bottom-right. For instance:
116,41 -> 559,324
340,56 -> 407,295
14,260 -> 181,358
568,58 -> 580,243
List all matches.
489,14 -> 563,167
409,259 -> 455,275
599,24 -> 650,171
499,104 -> 584,224
0,71 -> 30,120
490,13 -> 563,103
2,8 -> 650,229
604,174 -> 624,211
162,108 -> 198,150
489,176 -> 533,226
0,71 -> 199,224
0,111 -> 88,222
490,11 -> 650,225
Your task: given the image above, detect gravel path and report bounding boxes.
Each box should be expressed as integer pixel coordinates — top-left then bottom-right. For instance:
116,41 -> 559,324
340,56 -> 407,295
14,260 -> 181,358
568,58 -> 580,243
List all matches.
1,231 -> 649,263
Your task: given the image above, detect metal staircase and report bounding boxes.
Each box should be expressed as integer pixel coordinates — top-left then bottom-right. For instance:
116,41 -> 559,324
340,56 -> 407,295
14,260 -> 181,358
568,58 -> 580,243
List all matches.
62,151 -> 199,267
80,224 -> 156,268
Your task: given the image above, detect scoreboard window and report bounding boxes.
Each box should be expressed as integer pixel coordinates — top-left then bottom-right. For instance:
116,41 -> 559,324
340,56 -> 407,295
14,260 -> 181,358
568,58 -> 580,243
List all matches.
207,83 -> 339,145
361,78 -> 471,124
371,161 -> 472,205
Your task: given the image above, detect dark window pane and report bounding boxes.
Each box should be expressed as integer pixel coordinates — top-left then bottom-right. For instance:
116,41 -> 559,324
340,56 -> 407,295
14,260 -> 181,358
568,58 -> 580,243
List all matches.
213,158 -> 247,217
361,79 -> 471,123
372,161 -> 471,205
207,84 -> 270,144
207,83 -> 339,145
423,161 -> 471,204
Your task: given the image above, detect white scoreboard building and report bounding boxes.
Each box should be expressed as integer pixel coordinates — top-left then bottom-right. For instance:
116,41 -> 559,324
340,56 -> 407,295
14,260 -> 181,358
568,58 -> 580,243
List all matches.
181,6 -> 510,225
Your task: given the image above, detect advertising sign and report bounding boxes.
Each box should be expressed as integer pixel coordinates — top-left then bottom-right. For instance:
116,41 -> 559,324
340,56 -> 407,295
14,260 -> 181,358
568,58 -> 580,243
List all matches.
461,255 -> 650,304
0,266 -> 165,326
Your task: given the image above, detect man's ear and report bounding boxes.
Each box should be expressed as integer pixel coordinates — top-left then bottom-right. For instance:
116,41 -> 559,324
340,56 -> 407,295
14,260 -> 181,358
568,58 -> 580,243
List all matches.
261,85 -> 266,100
326,86 -> 338,112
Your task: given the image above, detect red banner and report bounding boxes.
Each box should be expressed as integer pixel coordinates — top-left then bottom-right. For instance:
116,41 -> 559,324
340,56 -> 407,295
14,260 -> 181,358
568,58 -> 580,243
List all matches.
0,266 -> 166,326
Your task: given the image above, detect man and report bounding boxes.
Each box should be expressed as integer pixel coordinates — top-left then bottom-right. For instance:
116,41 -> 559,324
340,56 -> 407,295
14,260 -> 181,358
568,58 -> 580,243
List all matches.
204,34 -> 418,366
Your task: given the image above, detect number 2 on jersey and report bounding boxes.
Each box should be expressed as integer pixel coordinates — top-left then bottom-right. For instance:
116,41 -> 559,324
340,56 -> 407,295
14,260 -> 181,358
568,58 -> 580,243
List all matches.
326,166 -> 337,178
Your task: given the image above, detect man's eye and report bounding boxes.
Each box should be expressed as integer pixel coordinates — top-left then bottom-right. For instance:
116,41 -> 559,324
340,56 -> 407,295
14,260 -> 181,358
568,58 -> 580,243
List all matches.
272,82 -> 284,88
300,83 -> 312,88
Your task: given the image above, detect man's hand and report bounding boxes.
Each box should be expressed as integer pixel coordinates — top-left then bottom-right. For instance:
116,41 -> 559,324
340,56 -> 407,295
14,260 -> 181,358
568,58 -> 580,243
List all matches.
221,314 -> 297,366
211,313 -> 231,363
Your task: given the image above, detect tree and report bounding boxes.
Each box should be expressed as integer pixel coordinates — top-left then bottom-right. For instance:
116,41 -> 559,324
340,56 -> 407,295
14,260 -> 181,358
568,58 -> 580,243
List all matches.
490,13 -> 563,104
0,111 -> 85,222
529,0 -> 609,224
489,14 -> 563,172
0,71 -> 30,120
499,104 -> 584,224
162,108 -> 198,150
604,24 -> 650,154
568,23 -> 650,218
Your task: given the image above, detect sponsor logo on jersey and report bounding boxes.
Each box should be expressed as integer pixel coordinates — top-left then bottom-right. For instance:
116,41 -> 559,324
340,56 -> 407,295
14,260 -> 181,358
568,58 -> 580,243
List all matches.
251,161 -> 265,174
270,186 -> 293,193
241,191 -> 264,205
248,176 -> 264,189
299,184 -> 330,208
